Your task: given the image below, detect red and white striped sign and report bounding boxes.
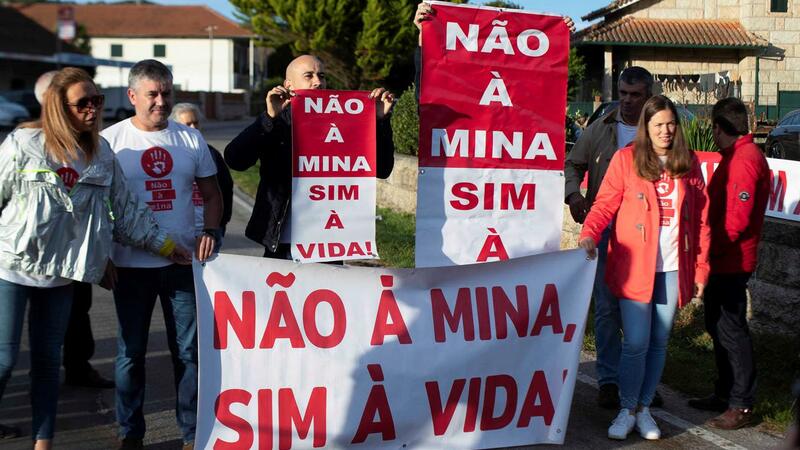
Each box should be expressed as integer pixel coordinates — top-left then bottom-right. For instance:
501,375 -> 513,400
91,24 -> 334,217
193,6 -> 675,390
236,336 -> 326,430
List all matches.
416,1 -> 569,267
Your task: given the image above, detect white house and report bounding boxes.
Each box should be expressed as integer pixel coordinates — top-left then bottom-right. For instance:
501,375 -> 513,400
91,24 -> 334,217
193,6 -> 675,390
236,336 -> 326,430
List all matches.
14,2 -> 254,93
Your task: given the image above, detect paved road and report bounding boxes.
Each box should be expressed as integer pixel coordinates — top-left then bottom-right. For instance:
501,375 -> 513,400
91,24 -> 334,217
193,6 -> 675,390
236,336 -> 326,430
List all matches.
0,119 -> 785,449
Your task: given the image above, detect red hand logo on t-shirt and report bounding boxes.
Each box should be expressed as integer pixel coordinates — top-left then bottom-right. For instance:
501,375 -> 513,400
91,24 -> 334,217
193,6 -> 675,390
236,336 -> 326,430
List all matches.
655,173 -> 675,197
57,167 -> 79,189
141,147 -> 173,178
655,172 -> 676,227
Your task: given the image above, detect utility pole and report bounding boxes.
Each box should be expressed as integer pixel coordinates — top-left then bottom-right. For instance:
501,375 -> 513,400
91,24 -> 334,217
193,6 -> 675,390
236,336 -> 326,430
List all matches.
205,25 -> 218,92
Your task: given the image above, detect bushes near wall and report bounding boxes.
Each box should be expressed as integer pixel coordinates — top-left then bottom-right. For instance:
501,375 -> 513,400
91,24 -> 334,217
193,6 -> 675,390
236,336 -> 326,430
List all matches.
683,117 -> 719,152
391,85 -> 419,156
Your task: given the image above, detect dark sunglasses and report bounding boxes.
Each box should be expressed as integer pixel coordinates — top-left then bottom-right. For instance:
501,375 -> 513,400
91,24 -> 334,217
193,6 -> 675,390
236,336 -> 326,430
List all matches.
65,94 -> 105,112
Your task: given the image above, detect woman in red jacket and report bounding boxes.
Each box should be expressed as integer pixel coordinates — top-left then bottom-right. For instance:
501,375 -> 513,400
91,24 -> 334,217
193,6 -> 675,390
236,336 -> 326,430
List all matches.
579,95 -> 710,441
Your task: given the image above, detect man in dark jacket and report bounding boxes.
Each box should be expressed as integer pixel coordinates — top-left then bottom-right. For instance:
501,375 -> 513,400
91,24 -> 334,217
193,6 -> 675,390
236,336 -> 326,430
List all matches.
563,66 -> 655,409
688,97 -> 769,430
225,55 -> 395,258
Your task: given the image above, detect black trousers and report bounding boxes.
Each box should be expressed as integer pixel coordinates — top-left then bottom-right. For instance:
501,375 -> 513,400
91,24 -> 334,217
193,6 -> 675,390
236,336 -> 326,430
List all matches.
703,272 -> 757,409
62,281 -> 95,374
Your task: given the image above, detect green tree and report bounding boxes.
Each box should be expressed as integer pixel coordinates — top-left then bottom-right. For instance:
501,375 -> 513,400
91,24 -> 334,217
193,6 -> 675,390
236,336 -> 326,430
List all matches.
390,85 -> 419,155
567,48 -> 586,100
482,1 -> 522,8
231,0 -> 419,89
74,24 -> 91,54
355,0 -> 416,87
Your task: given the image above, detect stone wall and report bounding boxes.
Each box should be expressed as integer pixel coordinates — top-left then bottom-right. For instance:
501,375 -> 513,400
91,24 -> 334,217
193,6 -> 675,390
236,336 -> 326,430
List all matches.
749,217 -> 800,335
377,153 -> 799,337
377,153 -> 418,214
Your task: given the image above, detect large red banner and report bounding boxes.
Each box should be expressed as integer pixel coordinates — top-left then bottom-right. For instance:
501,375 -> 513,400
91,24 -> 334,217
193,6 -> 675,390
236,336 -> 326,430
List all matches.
416,2 -> 569,267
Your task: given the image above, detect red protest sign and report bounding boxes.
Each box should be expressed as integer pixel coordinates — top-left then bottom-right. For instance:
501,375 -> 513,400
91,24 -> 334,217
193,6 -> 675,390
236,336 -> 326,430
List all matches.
416,2 -> 569,267
292,90 -> 376,178
290,90 -> 379,263
419,2 -> 569,171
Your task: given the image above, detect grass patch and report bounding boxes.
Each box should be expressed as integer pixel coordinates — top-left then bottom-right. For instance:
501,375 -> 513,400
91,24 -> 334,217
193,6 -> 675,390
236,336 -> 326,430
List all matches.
662,303 -> 799,433
229,163 -> 260,198
584,301 -> 797,432
375,207 -> 415,268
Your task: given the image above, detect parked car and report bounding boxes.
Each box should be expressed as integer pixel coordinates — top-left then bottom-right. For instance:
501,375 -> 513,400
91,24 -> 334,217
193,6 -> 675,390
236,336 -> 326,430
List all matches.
565,115 -> 583,153
101,86 -> 135,121
765,109 -> 800,160
587,100 -> 695,126
0,90 -> 40,117
0,95 -> 31,128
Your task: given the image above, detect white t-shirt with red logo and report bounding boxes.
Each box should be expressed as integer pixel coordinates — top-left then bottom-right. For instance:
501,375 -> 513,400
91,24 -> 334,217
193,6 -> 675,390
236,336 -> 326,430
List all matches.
654,159 -> 680,272
101,119 -> 216,268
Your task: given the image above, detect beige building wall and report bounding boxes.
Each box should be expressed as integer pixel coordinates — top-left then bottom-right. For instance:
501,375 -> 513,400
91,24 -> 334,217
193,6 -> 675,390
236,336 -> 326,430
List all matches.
612,0 -> 800,106
739,0 -> 800,106
628,0 -> 718,19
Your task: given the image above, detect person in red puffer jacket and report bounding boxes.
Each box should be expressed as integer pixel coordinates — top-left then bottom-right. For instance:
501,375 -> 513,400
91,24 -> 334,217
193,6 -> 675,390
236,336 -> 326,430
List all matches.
688,97 -> 770,430
579,95 -> 711,441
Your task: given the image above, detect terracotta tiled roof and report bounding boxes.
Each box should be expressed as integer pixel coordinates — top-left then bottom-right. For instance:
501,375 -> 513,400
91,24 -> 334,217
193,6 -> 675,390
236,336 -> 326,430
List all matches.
582,0 -> 642,22
11,3 -> 252,39
575,17 -> 768,49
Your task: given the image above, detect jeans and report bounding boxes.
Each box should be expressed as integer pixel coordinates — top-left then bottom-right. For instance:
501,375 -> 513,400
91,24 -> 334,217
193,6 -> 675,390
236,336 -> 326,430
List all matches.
113,264 -> 198,443
593,228 -> 622,387
0,278 -> 73,440
704,273 -> 756,409
619,271 -> 678,410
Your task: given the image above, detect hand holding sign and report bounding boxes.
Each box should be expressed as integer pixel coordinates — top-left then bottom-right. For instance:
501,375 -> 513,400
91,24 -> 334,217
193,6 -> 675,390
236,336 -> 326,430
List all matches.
368,87 -> 395,119
578,237 -> 597,260
266,85 -> 292,119
291,90 -> 379,263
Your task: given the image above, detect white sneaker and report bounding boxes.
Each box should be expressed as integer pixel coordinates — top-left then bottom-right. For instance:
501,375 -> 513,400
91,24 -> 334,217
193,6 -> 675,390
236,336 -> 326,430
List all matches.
608,408 -> 636,440
636,407 -> 661,440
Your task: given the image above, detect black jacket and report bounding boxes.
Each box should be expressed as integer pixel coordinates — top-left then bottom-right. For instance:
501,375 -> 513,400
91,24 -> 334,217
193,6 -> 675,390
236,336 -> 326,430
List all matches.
224,108 -> 395,252
208,144 -> 233,231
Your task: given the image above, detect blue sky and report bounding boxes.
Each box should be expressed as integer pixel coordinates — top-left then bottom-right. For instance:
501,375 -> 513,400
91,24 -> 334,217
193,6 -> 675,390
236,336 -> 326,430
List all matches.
74,0 -> 610,29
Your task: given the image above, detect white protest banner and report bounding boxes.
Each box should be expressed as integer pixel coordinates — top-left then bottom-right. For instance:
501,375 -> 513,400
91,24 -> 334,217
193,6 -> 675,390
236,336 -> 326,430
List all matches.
290,90 -> 378,262
764,157 -> 800,220
696,152 -> 800,221
193,250 -> 595,449
416,2 -> 569,267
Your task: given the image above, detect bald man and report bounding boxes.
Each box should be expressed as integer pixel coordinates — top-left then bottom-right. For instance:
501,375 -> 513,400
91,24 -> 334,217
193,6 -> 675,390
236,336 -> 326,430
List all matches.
34,70 -> 58,104
225,55 -> 396,259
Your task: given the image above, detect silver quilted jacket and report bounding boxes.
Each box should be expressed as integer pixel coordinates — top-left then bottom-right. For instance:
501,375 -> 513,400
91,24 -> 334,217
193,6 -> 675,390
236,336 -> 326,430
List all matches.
0,128 -> 170,283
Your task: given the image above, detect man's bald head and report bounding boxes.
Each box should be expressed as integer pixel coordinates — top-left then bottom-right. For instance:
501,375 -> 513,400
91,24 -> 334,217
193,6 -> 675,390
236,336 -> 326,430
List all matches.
284,55 -> 326,91
35,70 -> 59,105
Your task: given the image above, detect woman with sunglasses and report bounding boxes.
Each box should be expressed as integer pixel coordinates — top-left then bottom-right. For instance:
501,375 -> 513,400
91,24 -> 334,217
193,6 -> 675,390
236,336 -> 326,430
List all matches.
578,95 -> 711,441
0,68 -> 190,449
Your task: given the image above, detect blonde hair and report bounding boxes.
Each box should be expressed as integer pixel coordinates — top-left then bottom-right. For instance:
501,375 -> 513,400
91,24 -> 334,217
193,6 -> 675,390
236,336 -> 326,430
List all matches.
22,68 -> 100,164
